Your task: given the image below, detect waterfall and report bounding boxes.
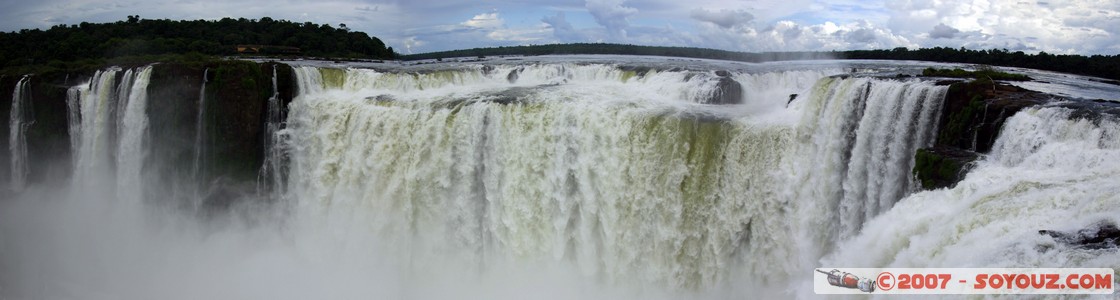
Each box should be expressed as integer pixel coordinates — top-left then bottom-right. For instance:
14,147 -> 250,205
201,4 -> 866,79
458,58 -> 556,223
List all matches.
8,75 -> 30,192
114,68 -> 136,150
825,106 -> 1120,271
67,86 -> 82,170
259,65 -> 288,198
192,68 -> 209,185
74,68 -> 121,183
28,60 -> 1115,299
70,65 -> 154,199
281,66 -> 940,289
837,78 -> 946,237
115,66 -> 154,203
789,77 -> 947,265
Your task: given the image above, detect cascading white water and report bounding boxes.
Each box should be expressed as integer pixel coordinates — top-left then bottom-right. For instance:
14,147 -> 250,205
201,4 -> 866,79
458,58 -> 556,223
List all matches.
67,86 -> 83,169
8,75 -> 30,192
283,65 -> 841,290
824,106 -> 1120,273
837,78 -> 945,237
70,65 -> 154,198
115,68 -> 136,144
13,59 -> 1114,300
74,68 -> 121,184
260,65 -> 287,197
279,65 -> 953,292
192,68 -> 209,184
115,66 -> 153,204
786,77 -> 947,270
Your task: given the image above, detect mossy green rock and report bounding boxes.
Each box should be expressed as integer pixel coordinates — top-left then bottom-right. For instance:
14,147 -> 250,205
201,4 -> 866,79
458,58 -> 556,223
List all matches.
936,80 -> 1047,152
913,146 -> 979,190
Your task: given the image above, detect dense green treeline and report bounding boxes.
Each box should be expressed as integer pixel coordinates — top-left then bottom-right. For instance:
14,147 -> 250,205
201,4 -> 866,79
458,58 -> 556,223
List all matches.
921,67 -> 1032,81
0,16 -> 395,74
404,44 -> 1120,82
846,47 -> 1120,83
401,43 -> 832,63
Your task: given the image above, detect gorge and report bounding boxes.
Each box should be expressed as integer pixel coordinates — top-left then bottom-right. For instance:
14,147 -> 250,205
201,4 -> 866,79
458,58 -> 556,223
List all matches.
1,56 -> 1118,299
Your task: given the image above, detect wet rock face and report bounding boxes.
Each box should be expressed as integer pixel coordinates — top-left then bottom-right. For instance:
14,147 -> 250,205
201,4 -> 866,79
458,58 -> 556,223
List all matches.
710,76 -> 743,105
914,80 -> 1051,191
913,146 -> 979,190
938,80 -> 1049,153
207,61 -> 271,181
148,61 -> 293,184
1058,99 -> 1120,121
1040,221 -> 1120,250
506,68 -> 520,83
1,76 -> 15,185
682,70 -> 743,105
619,65 -> 654,77
147,63 -> 205,186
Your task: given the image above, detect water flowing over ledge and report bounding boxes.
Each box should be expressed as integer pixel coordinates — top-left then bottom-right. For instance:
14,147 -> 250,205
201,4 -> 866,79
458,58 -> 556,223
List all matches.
281,65 -> 948,290
1,59 -> 1118,299
8,76 -> 30,192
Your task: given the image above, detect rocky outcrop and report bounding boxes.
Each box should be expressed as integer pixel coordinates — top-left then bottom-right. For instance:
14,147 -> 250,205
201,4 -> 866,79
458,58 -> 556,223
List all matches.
914,78 -> 1051,190
711,76 -> 744,105
936,79 -> 1049,153
1040,221 -> 1120,250
913,146 -> 979,190
506,68 -> 520,83
680,70 -> 744,105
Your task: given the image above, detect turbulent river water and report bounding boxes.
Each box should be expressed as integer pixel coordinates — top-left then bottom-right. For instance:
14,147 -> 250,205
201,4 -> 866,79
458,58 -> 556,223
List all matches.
2,56 -> 1119,299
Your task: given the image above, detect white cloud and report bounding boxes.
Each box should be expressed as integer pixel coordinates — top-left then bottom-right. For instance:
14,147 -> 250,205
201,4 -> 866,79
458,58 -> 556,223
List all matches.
886,0 -> 1120,54
403,36 -> 426,54
690,8 -> 754,28
462,12 -> 503,29
1,0 -> 1118,55
695,19 -> 915,52
585,0 -> 638,39
928,23 -> 960,39
542,12 -> 585,42
488,27 -> 549,42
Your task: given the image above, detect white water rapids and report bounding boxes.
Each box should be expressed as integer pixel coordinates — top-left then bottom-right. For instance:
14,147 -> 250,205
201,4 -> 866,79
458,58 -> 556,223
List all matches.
8,75 -> 30,192
1,60 -> 1117,299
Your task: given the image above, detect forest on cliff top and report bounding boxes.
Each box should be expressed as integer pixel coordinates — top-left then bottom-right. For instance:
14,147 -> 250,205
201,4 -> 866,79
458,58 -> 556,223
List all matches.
3,17 -> 1119,83
0,16 -> 395,75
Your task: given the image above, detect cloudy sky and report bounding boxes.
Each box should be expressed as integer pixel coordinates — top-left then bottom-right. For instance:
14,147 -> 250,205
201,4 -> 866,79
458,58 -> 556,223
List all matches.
0,0 -> 1117,55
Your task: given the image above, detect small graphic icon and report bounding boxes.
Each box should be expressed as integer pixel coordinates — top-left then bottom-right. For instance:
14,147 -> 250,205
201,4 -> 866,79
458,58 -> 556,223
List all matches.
817,269 -> 876,293
877,271 -> 895,291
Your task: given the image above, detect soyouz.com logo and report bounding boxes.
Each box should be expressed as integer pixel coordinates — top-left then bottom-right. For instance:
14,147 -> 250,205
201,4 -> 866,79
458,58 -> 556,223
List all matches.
814,268 -> 1115,295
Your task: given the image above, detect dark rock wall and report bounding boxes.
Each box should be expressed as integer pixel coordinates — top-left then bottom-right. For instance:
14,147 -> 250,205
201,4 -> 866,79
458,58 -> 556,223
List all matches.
147,63 -> 205,192
915,78 -> 1051,190
1,75 -> 15,187
1,61 -> 293,190
935,79 -> 1047,153
208,61 -> 267,181
913,146 -> 979,190
25,75 -> 75,183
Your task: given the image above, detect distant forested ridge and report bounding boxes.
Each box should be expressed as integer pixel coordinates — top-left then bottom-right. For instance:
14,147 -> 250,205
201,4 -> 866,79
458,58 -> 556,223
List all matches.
403,44 -> 1120,82
845,47 -> 1120,83
0,16 -> 395,71
400,43 -> 833,63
